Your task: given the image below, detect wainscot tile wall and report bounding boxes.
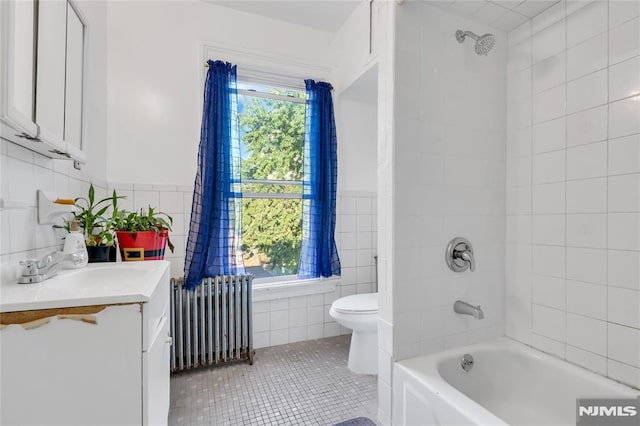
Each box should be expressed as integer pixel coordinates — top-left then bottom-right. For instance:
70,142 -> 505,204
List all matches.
505,0 -> 640,389
0,140 -> 107,283
109,184 -> 378,348
0,148 -> 376,350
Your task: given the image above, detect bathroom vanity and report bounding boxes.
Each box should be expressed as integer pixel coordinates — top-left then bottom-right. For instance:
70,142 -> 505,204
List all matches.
0,261 -> 170,426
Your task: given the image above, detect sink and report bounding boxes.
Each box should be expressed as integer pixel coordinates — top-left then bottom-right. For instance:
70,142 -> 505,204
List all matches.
0,261 -> 170,312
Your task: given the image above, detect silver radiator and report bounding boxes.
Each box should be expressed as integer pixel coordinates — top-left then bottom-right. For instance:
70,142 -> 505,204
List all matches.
170,275 -> 254,372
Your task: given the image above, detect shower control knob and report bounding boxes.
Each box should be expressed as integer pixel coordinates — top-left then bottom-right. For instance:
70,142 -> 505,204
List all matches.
446,237 -> 475,273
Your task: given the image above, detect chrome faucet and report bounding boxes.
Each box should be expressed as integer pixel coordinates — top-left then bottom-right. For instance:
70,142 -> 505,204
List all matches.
18,251 -> 85,284
454,300 -> 484,320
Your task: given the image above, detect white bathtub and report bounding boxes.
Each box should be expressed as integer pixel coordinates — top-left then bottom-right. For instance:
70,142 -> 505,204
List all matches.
392,338 -> 639,425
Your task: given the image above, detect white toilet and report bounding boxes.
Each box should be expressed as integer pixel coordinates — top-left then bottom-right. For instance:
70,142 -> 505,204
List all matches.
329,292 -> 378,375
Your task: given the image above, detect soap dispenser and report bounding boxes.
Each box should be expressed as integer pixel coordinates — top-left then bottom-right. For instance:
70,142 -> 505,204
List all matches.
63,221 -> 89,268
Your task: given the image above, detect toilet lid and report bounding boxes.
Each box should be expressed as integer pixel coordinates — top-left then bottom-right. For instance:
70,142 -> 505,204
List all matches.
332,293 -> 378,314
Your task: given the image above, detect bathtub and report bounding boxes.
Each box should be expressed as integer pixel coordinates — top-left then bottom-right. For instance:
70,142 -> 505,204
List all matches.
392,338 -> 639,425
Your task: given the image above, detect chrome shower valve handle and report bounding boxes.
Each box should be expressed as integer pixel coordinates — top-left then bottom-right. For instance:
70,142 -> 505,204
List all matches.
446,237 -> 475,273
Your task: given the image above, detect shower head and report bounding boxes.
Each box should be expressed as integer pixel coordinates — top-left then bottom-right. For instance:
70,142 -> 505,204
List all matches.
456,30 -> 495,56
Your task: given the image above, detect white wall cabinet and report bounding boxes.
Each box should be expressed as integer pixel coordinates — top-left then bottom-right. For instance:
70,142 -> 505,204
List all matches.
0,0 -> 87,162
0,274 -> 171,425
0,0 -> 39,142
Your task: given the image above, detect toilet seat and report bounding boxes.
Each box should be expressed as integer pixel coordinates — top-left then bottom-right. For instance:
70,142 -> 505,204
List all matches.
331,293 -> 378,314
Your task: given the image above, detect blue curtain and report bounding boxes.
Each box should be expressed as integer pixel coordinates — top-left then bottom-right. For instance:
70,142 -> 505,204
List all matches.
184,60 -> 245,290
298,80 -> 341,279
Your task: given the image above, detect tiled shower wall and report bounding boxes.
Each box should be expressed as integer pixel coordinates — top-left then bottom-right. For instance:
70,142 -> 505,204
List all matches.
0,148 -> 376,349
505,0 -> 640,388
392,1 -> 507,361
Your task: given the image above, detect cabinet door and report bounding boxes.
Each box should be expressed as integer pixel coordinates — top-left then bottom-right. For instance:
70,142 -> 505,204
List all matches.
35,0 -> 67,148
0,0 -> 39,140
64,1 -> 85,159
143,316 -> 171,426
0,304 -> 142,425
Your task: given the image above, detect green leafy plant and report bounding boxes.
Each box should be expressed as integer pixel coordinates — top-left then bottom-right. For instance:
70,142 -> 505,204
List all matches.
56,184 -> 124,247
112,206 -> 175,253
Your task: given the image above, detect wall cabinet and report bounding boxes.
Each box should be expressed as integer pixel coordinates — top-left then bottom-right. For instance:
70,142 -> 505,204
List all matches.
0,0 -> 86,162
0,270 -> 171,425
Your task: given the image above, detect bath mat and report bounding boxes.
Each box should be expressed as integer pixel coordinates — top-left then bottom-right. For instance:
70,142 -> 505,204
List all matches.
333,417 -> 377,426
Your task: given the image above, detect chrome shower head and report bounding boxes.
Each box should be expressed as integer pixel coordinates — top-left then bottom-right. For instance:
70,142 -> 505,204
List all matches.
456,30 -> 495,56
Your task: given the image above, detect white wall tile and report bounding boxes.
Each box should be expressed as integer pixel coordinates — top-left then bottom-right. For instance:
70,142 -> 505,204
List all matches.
533,52 -> 565,94
566,247 -> 607,285
608,174 -> 640,213
566,32 -> 608,81
609,17 -> 640,65
608,359 -> 640,388
610,0 -> 640,28
566,214 -> 607,248
567,313 -> 607,355
533,215 -> 565,245
533,244 -> 565,277
608,213 -> 640,250
533,304 -> 566,342
567,280 -> 607,320
566,0 -> 608,48
608,323 -> 640,367
608,250 -> 640,290
609,96 -> 640,139
608,286 -> 640,329
533,85 -> 566,123
566,106 -> 607,147
533,182 -> 566,214
533,275 -> 566,310
609,134 -> 640,175
567,70 -> 608,114
533,150 -> 566,183
567,178 -> 607,213
532,332 -> 566,357
533,19 -> 566,63
566,141 -> 607,180
533,117 -> 566,153
566,344 -> 607,374
609,56 -> 640,103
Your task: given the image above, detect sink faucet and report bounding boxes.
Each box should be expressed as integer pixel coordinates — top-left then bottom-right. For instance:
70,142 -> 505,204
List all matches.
18,251 -> 85,284
454,300 -> 484,319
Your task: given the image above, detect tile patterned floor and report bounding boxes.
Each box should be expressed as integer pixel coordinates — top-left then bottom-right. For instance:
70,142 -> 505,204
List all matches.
169,335 -> 378,426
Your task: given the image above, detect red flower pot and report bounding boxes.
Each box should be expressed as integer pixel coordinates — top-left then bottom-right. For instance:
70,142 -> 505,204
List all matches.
116,230 -> 169,261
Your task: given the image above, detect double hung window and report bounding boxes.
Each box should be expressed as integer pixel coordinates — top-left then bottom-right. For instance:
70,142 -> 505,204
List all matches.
237,83 -> 306,279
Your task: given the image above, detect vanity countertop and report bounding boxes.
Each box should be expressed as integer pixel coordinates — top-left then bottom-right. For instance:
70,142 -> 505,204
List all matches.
0,261 -> 170,313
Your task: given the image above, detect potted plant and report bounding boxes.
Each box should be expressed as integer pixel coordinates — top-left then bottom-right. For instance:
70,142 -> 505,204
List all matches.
112,206 -> 174,261
56,184 -> 123,263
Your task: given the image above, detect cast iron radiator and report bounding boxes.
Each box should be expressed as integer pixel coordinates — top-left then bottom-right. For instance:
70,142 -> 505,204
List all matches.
170,275 -> 254,372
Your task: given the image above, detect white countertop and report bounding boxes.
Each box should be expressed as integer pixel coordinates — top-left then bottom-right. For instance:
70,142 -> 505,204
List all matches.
0,261 -> 170,313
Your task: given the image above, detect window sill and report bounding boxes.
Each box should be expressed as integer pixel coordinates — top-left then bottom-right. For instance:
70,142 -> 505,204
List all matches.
252,276 -> 339,302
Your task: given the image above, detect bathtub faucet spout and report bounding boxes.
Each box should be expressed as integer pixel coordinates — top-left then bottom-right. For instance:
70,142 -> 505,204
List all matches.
454,300 -> 484,320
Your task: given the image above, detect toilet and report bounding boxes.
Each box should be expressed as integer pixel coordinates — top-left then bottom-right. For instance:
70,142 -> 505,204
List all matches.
329,292 -> 378,375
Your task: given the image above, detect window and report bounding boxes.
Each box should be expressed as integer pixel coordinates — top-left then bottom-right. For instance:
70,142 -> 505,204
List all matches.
237,83 -> 306,279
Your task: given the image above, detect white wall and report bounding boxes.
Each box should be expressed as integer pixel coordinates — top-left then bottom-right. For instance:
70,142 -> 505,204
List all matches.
106,0 -> 334,186
505,0 -> 640,389
336,67 -> 378,193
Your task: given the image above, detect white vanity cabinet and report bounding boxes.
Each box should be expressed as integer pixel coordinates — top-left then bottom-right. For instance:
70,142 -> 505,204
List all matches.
0,267 -> 171,426
0,0 -> 87,161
